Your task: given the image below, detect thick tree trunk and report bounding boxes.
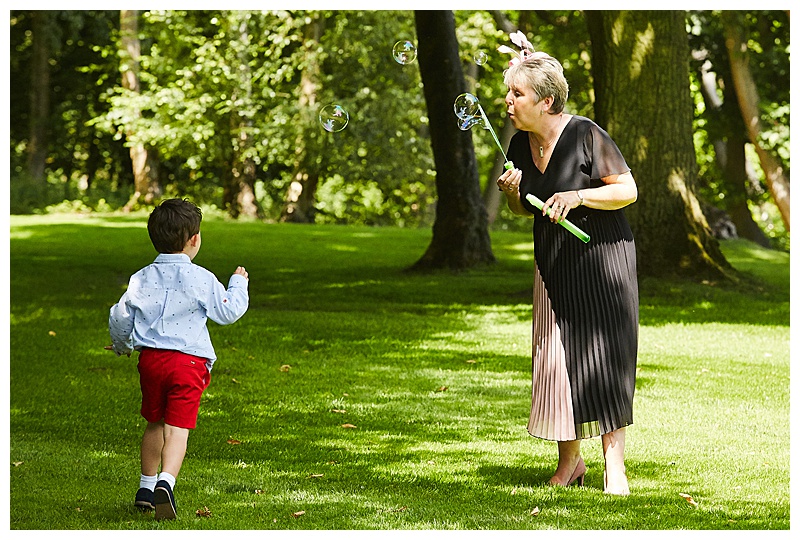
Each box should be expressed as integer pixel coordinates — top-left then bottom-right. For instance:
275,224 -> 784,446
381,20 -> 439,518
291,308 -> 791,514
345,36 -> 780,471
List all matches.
27,11 -> 51,188
409,10 -> 495,271
722,11 -> 790,231
120,10 -> 160,210
586,10 -> 732,279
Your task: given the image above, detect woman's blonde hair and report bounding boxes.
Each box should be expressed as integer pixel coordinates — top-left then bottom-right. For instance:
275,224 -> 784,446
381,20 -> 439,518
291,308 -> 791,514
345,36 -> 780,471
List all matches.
503,52 -> 569,115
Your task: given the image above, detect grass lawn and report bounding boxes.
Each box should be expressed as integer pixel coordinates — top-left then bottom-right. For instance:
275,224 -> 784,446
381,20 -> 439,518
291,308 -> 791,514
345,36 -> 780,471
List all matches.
7,215 -> 790,530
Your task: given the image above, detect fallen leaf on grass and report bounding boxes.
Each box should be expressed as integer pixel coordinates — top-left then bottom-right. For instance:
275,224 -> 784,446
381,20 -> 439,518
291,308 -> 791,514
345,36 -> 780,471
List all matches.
331,409 -> 347,414
255,489 -> 265,495
13,461 -> 23,467
227,438 -> 242,445
341,423 -> 357,429
530,507 -> 540,516
280,365 -> 292,372
196,506 -> 212,517
48,331 -> 57,336
435,386 -> 448,392
231,378 -> 241,384
291,510 -> 305,518
307,473 -> 324,479
679,493 -> 699,507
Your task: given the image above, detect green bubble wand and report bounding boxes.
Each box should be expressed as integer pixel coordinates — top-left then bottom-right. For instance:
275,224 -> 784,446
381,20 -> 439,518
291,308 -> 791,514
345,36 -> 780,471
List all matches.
525,193 -> 591,243
454,93 -> 589,243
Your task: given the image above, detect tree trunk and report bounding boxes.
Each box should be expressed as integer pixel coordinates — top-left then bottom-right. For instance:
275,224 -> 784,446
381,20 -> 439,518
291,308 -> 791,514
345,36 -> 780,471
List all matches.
120,9 -> 160,210
409,10 -> 495,271
586,10 -> 732,279
722,11 -> 790,231
224,12 -> 261,219
281,15 -> 324,224
724,135 -> 773,247
27,11 -> 51,188
483,119 -> 516,225
694,52 -> 772,248
484,10 -> 529,225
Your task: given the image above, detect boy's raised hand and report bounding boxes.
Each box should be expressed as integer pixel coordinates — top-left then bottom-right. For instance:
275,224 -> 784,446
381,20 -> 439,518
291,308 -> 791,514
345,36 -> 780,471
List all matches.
234,266 -> 249,280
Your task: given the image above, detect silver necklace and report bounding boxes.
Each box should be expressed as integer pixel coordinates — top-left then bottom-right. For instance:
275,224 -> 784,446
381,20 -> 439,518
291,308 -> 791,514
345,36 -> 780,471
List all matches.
531,114 -> 565,158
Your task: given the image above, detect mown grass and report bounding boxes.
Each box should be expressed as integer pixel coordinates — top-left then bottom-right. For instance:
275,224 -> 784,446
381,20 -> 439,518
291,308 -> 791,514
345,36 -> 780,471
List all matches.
8,215 -> 790,530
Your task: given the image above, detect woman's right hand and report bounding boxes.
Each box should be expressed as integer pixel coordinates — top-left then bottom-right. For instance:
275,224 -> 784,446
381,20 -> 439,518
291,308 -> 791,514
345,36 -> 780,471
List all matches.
497,168 -> 522,194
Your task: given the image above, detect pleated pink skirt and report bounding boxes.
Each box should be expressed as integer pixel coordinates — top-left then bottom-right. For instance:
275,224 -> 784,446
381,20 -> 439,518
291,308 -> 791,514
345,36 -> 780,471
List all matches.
527,210 -> 638,441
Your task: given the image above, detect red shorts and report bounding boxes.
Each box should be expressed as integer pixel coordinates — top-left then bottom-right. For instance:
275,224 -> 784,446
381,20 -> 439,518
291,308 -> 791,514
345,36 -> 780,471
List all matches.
137,348 -> 211,429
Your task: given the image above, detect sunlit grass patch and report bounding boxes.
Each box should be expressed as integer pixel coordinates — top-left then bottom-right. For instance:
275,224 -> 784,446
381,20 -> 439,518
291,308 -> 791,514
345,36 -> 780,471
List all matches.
9,216 -> 789,530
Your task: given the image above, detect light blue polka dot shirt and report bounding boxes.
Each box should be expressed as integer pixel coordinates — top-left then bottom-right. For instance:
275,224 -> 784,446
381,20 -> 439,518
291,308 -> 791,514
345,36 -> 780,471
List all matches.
108,253 -> 249,371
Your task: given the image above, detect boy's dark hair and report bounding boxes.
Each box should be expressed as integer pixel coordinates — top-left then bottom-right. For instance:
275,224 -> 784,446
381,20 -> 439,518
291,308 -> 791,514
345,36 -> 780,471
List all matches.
147,198 -> 203,253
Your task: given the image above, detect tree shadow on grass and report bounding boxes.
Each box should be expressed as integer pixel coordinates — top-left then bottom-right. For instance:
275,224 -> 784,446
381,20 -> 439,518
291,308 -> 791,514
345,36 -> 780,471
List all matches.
9,219 -> 790,529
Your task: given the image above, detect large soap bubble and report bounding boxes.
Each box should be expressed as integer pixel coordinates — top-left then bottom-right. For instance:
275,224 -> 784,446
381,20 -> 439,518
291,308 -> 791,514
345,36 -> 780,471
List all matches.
319,104 -> 349,133
453,93 -> 512,169
454,92 -> 486,131
392,40 -> 417,65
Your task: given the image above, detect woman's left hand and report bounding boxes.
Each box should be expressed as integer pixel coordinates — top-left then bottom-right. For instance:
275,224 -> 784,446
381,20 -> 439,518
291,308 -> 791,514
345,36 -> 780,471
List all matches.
542,190 -> 582,223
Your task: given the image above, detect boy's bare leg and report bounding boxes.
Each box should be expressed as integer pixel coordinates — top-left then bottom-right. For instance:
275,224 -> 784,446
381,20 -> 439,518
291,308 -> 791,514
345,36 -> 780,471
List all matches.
160,423 -> 189,478
152,423 -> 188,519
141,421 -> 165,476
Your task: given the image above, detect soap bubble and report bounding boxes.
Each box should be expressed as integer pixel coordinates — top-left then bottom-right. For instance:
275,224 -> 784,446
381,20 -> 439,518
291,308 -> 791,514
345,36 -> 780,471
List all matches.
454,92 -> 510,164
474,51 -> 488,66
319,104 -> 349,133
454,93 -> 486,131
392,40 -> 417,65
457,116 -> 485,131
454,92 -> 482,121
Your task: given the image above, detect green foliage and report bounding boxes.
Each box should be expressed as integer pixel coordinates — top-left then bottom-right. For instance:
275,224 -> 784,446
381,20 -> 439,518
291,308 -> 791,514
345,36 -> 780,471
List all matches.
687,10 -> 789,249
88,10 -> 438,225
8,9 -> 790,246
9,217 -> 789,529
9,10 -> 133,204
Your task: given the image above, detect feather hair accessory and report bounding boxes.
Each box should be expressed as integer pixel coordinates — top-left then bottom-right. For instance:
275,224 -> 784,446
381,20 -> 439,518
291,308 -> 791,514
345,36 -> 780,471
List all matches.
498,30 -> 536,66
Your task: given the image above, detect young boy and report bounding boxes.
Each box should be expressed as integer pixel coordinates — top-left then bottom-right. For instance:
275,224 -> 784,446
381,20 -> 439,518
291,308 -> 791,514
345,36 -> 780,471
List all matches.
108,198 -> 249,520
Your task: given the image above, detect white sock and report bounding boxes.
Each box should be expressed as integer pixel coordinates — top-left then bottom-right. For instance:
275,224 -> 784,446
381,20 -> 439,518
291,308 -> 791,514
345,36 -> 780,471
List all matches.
157,471 -> 176,490
140,474 -> 157,491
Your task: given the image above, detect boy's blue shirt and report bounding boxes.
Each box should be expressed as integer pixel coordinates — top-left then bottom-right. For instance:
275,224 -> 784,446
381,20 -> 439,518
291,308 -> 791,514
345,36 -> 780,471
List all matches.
109,253 -> 249,371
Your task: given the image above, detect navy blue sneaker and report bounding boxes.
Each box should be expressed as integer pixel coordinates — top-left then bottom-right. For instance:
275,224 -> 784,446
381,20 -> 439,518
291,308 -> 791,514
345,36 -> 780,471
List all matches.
134,488 -> 155,511
154,480 -> 177,520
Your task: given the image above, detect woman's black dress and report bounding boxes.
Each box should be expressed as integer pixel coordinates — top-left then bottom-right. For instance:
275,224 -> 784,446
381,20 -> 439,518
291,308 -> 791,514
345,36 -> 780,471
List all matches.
509,115 -> 639,441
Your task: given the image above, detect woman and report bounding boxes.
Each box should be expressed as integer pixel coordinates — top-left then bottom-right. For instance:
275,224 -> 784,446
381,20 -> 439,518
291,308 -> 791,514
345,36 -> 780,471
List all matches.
497,46 -> 639,496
